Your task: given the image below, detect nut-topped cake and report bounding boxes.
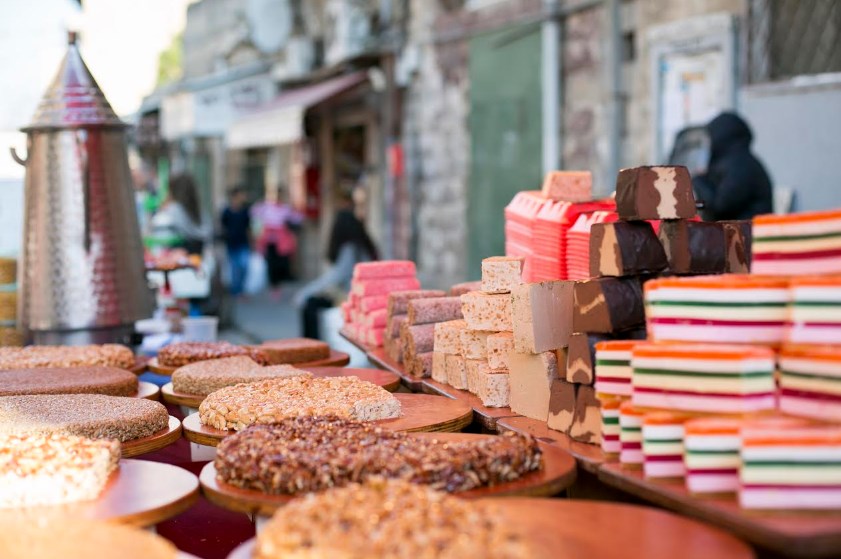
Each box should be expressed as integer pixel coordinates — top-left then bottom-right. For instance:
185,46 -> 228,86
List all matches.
157,341 -> 269,367
215,416 -> 542,494
171,356 -> 310,396
0,517 -> 178,559
199,376 -> 401,431
0,394 -> 169,442
255,479 -> 532,559
0,433 -> 119,507
0,366 -> 138,397
0,344 -> 135,370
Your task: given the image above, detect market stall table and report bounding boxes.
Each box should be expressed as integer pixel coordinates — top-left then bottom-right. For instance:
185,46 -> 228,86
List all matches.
496,416 -> 605,474
182,393 -> 473,448
421,377 -> 520,431
0,459 -> 199,528
598,462 -> 841,558
161,367 -> 401,408
147,349 -> 351,376
121,415 -> 183,458
366,347 -> 425,391
227,497 -> 753,559
198,431 -> 576,517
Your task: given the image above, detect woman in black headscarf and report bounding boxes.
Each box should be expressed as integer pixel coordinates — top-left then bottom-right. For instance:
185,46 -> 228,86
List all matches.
693,112 -> 774,221
293,190 -> 378,339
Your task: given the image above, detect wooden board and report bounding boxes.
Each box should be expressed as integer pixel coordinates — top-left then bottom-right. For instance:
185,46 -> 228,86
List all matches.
183,393 -> 473,447
421,377 -> 520,431
136,381 -> 160,401
496,416 -> 605,474
161,367 -> 401,408
226,497 -> 752,559
121,415 -> 182,458
199,432 -> 576,516
0,459 -> 199,528
148,349 -> 351,376
129,356 -> 149,375
599,461 -> 841,558
366,347 -> 425,391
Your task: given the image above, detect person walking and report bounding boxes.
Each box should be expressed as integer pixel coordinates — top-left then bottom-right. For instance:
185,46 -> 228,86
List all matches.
251,186 -> 303,299
220,187 -> 251,298
293,190 -> 378,340
693,112 -> 774,221
150,173 -> 209,255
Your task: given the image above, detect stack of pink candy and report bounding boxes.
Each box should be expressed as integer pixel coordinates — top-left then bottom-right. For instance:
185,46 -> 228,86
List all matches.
505,171 -> 616,282
565,210 -> 619,280
341,260 -> 420,347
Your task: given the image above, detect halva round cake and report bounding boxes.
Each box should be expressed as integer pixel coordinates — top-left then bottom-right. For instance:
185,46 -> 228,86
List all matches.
157,341 -> 269,367
171,356 -> 310,396
0,517 -> 177,559
0,394 -> 169,442
0,344 -> 135,370
199,376 -> 401,431
255,479 -> 532,559
0,433 -> 119,507
215,416 -> 542,494
0,366 -> 138,397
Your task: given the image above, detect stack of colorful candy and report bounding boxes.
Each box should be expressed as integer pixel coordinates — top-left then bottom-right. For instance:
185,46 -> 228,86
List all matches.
684,417 -> 742,494
752,208 -> 841,276
779,344 -> 841,422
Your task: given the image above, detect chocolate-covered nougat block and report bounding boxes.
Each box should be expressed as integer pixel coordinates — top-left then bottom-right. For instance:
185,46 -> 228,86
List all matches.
615,166 -> 696,220
658,220 -> 725,274
590,221 -> 668,277
572,277 -> 645,333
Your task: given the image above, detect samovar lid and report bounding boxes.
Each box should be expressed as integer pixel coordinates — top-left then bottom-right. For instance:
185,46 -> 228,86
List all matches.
22,32 -> 125,131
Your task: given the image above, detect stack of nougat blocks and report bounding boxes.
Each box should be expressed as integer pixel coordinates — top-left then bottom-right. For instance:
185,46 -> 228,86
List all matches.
383,289 -> 445,364
430,257 -> 523,407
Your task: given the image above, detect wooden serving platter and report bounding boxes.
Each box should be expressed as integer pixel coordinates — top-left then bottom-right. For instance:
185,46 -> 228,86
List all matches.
129,356 -> 149,375
227,497 -> 753,559
496,416 -> 606,474
0,459 -> 199,528
182,393 -> 473,447
199,432 -> 576,516
161,367 -> 401,408
148,349 -> 351,376
135,381 -> 160,401
121,415 -> 182,458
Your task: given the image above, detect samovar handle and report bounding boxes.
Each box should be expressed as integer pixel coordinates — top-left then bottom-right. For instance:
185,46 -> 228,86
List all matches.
9,147 -> 27,166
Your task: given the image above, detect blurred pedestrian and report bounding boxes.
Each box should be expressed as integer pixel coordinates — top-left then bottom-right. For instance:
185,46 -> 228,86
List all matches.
150,173 -> 209,255
251,186 -> 303,299
220,187 -> 251,297
693,112 -> 773,220
293,189 -> 379,340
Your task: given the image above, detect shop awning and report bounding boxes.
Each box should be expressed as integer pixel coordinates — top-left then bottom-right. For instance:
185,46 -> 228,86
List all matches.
225,71 -> 367,149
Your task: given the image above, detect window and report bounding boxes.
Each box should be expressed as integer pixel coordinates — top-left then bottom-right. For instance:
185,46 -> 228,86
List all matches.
748,0 -> 841,83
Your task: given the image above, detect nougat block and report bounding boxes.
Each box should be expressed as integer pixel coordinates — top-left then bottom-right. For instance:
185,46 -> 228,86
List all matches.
508,351 -> 559,421
461,291 -> 513,332
615,166 -> 696,220
431,352 -> 448,383
541,171 -> 593,202
465,359 -> 488,395
445,354 -> 468,390
478,370 -> 510,408
566,333 -> 611,385
460,329 -> 492,360
481,256 -> 524,294
512,281 -> 574,353
547,379 -> 577,433
410,352 -> 434,379
658,220 -> 726,275
722,220 -> 752,273
433,320 -> 467,355
570,385 -> 602,444
572,277 -> 644,334
590,221 -> 667,277
408,297 -> 463,325
487,332 -> 514,371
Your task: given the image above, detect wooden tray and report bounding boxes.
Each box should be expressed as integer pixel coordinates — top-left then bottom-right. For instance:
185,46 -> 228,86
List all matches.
121,415 -> 182,458
599,461 -> 841,558
421,377 -> 520,431
496,416 -> 606,474
136,381 -> 160,401
183,393 -> 473,447
148,349 -> 351,376
0,459 -> 199,528
161,367 -> 401,408
199,432 -> 576,516
226,497 -> 753,559
366,347 -> 424,391
129,356 -> 149,375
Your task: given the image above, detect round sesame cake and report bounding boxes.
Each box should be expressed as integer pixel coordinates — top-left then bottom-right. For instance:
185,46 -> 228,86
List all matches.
0,366 -> 138,397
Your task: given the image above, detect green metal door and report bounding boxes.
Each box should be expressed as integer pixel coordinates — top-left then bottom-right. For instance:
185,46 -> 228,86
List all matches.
468,26 -> 543,277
